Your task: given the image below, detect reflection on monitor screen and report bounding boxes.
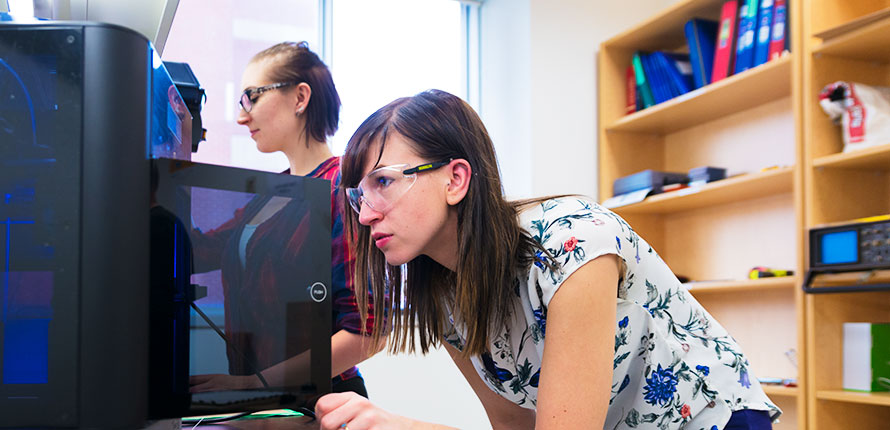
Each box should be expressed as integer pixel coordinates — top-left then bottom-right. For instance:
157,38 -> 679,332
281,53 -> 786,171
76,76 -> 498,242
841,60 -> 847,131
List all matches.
151,158 -> 332,417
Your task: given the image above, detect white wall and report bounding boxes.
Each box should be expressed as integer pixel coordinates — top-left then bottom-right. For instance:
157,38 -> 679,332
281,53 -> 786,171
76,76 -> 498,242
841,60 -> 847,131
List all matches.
482,0 -> 679,199
362,1 -> 681,427
478,0 -> 533,198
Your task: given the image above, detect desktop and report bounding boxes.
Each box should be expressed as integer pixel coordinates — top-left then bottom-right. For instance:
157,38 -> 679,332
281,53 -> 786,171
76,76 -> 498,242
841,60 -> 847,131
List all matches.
0,20 -> 332,428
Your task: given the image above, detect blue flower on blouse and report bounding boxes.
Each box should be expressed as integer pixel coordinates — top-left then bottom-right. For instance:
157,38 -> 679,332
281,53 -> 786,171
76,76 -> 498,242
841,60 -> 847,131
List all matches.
481,352 -> 514,383
533,307 -> 546,336
738,369 -> 751,388
616,236 -> 621,250
534,251 -> 545,269
643,364 -> 678,406
711,427 -> 719,430
529,369 -> 540,388
696,365 -> 710,376
618,316 -> 629,328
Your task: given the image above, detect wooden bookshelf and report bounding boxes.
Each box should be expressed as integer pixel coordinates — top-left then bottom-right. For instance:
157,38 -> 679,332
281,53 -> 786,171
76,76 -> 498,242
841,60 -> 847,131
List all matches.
804,2 -> 890,427
599,0 -> 804,428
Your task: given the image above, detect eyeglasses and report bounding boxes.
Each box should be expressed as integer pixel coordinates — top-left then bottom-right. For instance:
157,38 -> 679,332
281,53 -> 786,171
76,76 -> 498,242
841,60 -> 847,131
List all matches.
239,82 -> 299,113
345,160 -> 452,215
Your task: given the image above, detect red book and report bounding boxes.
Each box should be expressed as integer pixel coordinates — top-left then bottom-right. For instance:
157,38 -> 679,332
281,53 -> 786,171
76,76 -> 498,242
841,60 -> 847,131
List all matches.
625,65 -> 637,114
711,0 -> 739,83
768,0 -> 787,60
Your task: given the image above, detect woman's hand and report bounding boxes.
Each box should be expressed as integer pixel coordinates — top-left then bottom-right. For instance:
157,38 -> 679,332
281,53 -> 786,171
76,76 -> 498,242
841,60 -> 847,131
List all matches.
188,374 -> 263,392
315,392 -> 424,430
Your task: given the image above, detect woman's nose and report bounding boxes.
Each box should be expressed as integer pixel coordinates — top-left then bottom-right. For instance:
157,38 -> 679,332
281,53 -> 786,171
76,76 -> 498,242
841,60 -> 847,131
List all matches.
357,200 -> 382,225
236,108 -> 249,125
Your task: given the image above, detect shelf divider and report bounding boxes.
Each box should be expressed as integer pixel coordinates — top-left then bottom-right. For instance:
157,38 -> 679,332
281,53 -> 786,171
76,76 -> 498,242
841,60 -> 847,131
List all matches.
685,277 -> 796,294
605,57 -> 791,134
813,13 -> 890,62
815,390 -> 890,407
812,144 -> 890,170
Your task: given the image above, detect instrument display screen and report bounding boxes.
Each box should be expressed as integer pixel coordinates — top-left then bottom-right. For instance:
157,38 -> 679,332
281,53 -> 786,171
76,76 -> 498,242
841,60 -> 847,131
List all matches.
819,230 -> 858,265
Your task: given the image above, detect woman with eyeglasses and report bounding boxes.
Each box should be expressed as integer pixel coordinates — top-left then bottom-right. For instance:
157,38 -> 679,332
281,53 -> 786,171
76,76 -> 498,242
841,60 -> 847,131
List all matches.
313,90 -> 780,430
188,41 -> 381,399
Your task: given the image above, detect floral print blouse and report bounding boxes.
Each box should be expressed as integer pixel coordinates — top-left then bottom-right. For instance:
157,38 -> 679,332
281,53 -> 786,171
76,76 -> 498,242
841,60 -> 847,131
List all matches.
443,197 -> 780,429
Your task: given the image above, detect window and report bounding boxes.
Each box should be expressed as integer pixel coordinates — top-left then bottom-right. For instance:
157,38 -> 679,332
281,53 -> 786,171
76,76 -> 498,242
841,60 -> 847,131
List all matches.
329,0 -> 476,155
164,0 -> 320,172
163,0 -> 477,170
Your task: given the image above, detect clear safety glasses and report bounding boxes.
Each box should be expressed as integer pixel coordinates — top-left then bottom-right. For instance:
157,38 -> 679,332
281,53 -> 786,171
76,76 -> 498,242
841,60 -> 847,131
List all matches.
345,160 -> 451,214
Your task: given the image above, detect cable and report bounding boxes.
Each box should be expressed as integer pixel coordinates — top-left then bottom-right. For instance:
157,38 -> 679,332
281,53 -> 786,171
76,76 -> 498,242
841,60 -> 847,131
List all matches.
181,411 -> 253,426
181,409 -> 311,426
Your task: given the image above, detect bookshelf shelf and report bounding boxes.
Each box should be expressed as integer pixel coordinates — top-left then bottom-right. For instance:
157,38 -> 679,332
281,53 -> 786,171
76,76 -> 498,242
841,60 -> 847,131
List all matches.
812,144 -> 890,170
763,385 -> 801,398
813,13 -> 890,62
606,56 -> 792,134
606,0 -> 723,51
611,167 -> 793,215
685,277 -> 796,294
815,391 -> 890,407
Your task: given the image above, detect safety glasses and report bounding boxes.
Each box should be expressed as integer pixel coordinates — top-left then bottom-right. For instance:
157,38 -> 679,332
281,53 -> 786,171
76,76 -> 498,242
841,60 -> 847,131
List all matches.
345,160 -> 451,214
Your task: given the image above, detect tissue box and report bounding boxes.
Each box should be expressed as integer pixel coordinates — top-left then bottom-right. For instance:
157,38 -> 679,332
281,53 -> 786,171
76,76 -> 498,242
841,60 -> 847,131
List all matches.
843,322 -> 890,392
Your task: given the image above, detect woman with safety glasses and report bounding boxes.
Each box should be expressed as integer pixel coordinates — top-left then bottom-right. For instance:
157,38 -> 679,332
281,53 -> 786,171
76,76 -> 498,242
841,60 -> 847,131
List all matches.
188,41 -> 381,399
314,90 -> 780,430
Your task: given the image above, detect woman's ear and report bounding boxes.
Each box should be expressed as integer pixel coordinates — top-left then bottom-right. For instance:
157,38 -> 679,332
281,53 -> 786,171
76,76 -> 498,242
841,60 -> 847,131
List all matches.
445,159 -> 472,206
294,82 -> 312,114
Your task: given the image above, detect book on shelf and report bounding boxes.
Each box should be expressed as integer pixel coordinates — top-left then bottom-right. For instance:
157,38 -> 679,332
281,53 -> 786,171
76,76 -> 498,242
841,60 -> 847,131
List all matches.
752,0 -> 774,66
655,52 -> 694,97
626,65 -> 637,114
626,51 -> 694,113
712,0 -> 739,82
767,0 -> 787,60
843,323 -> 890,393
641,52 -> 669,104
684,18 -> 718,89
631,52 -> 655,109
734,0 -> 759,74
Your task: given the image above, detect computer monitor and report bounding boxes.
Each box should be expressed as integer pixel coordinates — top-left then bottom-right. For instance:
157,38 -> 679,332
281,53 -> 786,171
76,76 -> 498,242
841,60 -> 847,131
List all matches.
0,21 -> 331,428
150,158 -> 333,418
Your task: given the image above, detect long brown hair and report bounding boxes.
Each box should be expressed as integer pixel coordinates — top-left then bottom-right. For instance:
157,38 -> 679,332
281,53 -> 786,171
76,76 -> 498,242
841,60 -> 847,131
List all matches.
251,41 -> 340,145
340,90 -> 555,358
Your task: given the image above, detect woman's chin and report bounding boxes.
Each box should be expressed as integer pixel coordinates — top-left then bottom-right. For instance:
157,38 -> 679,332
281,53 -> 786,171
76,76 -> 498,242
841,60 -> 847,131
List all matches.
381,251 -> 411,267
255,145 -> 276,154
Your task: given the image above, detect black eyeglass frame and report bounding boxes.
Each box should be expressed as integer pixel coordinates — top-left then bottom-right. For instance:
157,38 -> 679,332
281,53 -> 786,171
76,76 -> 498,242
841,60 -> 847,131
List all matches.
401,159 -> 452,175
239,82 -> 300,113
